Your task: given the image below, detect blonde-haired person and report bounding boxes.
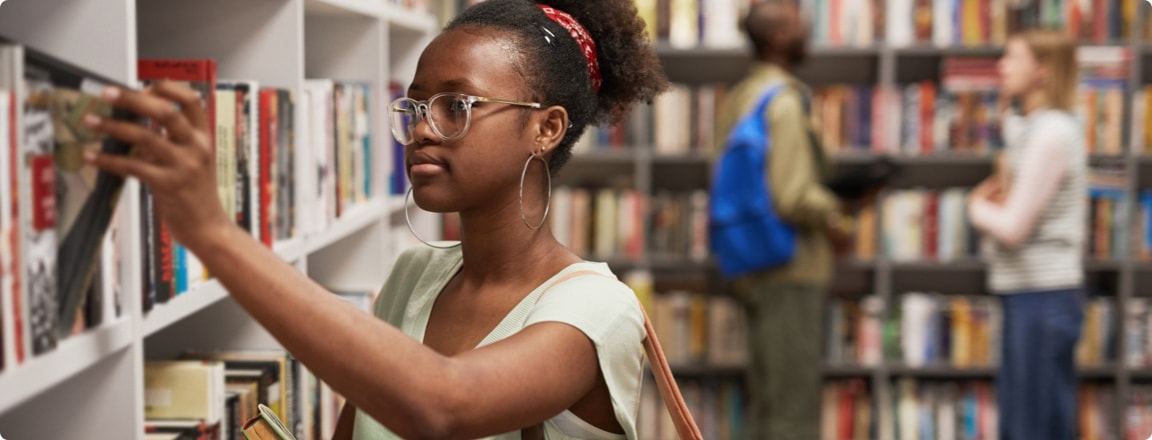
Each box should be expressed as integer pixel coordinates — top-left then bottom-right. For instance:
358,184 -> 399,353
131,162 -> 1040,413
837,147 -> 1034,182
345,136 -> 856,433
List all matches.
968,29 -> 1086,440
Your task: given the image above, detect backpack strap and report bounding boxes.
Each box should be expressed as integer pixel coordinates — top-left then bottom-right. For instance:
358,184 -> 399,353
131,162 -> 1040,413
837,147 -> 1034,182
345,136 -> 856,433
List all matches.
534,269 -> 704,440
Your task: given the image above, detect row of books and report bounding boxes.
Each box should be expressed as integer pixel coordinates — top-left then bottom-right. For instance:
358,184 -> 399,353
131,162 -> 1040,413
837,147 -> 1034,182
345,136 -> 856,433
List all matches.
143,349 -> 339,440
825,381 -> 1146,440
882,188 -> 977,263
891,379 -> 999,440
1127,385 -> 1152,440
135,59 -> 376,314
829,293 -> 1117,369
143,289 -> 374,440
822,379 -> 874,440
602,49 -> 1127,158
892,293 -> 1000,368
637,0 -> 1147,49
884,0 -> 1143,48
822,379 -> 1000,440
638,377 -> 745,440
0,44 -> 131,371
1122,298 -> 1152,368
545,187 -> 708,263
635,0 -> 746,49
539,183 -> 1148,265
645,290 -> 748,368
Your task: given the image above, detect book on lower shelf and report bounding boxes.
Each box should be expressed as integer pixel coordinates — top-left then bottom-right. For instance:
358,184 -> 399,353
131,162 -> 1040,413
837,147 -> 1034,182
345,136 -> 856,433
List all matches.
639,375 -> 744,440
646,289 -> 748,368
142,349 -> 335,440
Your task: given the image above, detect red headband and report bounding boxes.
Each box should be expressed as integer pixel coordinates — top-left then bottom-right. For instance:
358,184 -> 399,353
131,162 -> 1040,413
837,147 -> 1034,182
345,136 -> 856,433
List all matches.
537,5 -> 602,93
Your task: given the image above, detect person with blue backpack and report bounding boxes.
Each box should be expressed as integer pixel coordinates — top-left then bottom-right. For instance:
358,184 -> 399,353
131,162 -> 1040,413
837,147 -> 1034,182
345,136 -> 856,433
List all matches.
711,2 -> 857,439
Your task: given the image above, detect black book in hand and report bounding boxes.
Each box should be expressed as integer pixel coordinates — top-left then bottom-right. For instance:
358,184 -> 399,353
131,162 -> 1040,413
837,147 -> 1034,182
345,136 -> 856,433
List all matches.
825,156 -> 901,202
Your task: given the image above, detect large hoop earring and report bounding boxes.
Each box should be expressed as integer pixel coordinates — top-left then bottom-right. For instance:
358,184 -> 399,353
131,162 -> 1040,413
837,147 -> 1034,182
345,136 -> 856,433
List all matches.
520,151 -> 552,230
405,187 -> 460,249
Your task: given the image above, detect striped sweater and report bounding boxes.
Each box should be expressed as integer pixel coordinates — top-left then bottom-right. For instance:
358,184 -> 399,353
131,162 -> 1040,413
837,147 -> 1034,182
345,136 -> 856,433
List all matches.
970,109 -> 1087,294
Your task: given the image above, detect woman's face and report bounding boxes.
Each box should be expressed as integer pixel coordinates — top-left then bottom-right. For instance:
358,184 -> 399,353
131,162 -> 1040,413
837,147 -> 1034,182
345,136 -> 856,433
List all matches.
404,28 -> 539,213
998,38 -> 1045,99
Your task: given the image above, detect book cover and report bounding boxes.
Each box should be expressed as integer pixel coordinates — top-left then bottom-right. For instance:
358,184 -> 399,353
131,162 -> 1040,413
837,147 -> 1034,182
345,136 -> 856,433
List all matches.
258,89 -> 278,248
0,46 -> 26,364
0,88 -> 7,370
144,360 -> 226,423
21,74 -> 58,353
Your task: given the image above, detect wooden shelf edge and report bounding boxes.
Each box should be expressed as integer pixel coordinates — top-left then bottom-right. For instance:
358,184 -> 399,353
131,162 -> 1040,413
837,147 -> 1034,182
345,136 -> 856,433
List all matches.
0,319 -> 134,413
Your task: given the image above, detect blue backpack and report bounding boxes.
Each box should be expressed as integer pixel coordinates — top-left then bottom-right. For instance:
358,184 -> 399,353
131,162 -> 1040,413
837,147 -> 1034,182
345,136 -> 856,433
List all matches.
709,84 -> 796,278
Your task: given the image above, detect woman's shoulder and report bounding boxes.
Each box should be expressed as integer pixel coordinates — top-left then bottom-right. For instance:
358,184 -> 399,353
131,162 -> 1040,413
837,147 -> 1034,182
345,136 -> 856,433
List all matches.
526,262 -> 645,343
373,244 -> 463,321
1032,109 -> 1081,132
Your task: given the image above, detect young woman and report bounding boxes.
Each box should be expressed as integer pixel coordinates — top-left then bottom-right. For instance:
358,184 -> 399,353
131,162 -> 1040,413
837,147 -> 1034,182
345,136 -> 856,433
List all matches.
967,29 -> 1085,440
84,0 -> 667,438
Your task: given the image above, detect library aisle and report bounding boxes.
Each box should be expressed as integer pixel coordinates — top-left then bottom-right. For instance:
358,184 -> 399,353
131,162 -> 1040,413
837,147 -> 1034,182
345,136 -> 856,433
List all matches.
4,0 -> 1152,439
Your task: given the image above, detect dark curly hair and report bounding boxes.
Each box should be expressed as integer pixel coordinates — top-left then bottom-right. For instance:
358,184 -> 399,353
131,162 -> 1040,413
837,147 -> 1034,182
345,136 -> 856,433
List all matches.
447,0 -> 669,172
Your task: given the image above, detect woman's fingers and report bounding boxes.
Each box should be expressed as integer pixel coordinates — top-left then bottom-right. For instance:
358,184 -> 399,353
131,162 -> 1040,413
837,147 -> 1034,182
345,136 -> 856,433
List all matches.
85,150 -> 166,187
84,113 -> 179,165
146,81 -> 210,133
99,84 -> 204,146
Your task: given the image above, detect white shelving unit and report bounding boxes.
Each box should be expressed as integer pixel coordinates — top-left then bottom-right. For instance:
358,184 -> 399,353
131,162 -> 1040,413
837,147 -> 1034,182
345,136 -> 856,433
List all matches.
0,0 -> 436,438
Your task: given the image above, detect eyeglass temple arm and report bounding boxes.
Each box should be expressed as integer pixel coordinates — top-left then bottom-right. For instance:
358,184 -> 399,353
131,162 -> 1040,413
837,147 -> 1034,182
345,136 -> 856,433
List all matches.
473,96 -> 542,109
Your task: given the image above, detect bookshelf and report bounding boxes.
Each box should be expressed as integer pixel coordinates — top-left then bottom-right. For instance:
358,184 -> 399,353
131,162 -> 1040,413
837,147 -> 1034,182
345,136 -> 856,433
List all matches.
564,2 -> 1152,438
0,0 -> 435,438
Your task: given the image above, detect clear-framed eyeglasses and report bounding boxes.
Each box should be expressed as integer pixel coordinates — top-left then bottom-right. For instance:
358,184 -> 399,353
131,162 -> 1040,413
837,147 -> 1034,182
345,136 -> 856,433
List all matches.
389,92 -> 542,145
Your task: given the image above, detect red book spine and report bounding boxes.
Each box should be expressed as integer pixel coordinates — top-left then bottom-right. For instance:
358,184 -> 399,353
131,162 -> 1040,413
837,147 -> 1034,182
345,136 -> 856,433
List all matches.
137,59 -> 218,156
919,82 -> 935,155
259,90 -> 277,248
924,191 -> 939,261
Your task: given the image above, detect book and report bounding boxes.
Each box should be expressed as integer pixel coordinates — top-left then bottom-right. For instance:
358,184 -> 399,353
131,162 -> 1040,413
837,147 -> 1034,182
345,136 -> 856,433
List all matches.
7,43 -> 141,342
144,360 -> 227,424
242,403 -> 296,440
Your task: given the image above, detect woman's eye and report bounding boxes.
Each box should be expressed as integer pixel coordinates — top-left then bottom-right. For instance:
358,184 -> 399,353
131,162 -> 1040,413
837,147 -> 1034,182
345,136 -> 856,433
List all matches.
449,99 -> 469,113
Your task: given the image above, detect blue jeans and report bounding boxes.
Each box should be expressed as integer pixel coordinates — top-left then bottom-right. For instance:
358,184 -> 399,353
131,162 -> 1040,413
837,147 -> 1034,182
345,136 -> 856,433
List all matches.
999,288 -> 1083,440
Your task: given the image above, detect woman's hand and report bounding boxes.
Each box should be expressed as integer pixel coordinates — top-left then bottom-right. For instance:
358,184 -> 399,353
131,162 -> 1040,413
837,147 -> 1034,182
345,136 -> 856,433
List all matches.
968,177 -> 1006,207
82,81 -> 233,251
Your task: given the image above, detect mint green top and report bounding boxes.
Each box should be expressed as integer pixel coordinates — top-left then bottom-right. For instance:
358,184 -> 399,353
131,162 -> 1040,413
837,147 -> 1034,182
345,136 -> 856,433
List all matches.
352,245 -> 646,439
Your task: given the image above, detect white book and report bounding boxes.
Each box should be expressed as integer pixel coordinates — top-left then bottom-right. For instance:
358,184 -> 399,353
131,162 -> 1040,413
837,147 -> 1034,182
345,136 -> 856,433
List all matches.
294,88 -> 314,237
215,87 -> 237,221
932,0 -> 954,47
937,383 -> 957,440
217,80 -> 262,241
701,0 -> 742,48
897,378 -> 919,440
887,0 -> 915,47
0,45 -> 28,361
901,293 -> 935,366
593,189 -> 617,259
304,79 -> 336,229
667,0 -> 699,49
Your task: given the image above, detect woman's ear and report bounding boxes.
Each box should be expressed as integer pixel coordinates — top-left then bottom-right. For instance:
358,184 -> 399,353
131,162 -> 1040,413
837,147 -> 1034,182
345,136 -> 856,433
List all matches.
534,105 -> 568,151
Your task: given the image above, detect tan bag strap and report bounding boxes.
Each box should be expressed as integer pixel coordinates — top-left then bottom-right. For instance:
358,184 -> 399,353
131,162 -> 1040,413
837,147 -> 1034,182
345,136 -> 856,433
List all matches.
537,270 -> 703,440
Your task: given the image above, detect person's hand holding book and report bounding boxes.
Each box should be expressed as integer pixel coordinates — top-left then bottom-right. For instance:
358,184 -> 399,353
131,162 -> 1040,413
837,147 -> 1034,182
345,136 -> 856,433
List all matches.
81,82 -> 234,254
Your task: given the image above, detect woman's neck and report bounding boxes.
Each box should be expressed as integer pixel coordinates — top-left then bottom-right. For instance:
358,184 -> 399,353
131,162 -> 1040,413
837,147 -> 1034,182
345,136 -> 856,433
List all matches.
1020,90 -> 1048,115
454,206 -> 578,289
